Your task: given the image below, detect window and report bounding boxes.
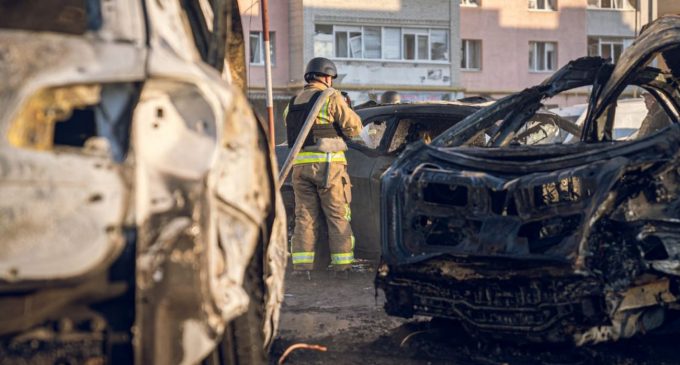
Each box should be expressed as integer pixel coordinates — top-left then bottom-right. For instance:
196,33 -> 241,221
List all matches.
384,28 -> 401,59
430,30 -> 449,61
249,31 -> 275,65
587,0 -> 634,9
528,0 -> 556,10
588,37 -> 632,63
314,25 -> 333,58
358,121 -> 388,149
460,0 -> 480,6
335,26 -> 363,58
529,41 -> 557,72
364,26 -> 382,59
403,28 -> 429,60
461,39 -> 481,70
313,24 -> 448,62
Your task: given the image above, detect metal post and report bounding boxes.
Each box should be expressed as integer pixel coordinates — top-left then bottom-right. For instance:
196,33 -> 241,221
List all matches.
261,0 -> 275,149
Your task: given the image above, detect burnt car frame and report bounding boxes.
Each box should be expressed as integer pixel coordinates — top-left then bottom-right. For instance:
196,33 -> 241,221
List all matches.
377,16 -> 680,345
0,1 -> 287,364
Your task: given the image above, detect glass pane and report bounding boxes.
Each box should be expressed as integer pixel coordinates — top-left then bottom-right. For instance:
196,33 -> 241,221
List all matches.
537,42 -> 546,70
349,32 -> 362,58
430,30 -> 448,61
529,42 -> 536,70
587,0 -> 598,7
529,0 -> 537,9
546,42 -> 556,70
403,34 -> 416,60
470,40 -> 481,68
538,0 -> 546,9
417,35 -> 429,60
587,37 -> 599,57
461,40 -> 468,68
364,27 -> 381,59
613,43 -> 623,63
548,0 -> 556,10
546,50 -> 554,70
249,32 -> 261,63
384,28 -> 401,59
602,43 -> 612,60
359,121 -> 388,149
336,32 -> 348,58
314,24 -> 333,58
602,0 -> 612,8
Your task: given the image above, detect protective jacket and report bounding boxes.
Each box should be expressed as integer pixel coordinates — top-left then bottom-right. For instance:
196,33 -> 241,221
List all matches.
284,82 -> 362,165
286,81 -> 362,271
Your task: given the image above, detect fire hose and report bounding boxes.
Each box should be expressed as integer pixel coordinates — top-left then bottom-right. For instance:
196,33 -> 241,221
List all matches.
277,88 -> 336,189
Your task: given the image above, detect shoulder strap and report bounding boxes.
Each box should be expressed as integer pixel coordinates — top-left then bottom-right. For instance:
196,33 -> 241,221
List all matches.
303,91 -> 324,117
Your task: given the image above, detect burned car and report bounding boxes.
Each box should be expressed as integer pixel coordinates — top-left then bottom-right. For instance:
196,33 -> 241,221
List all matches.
0,1 -> 286,364
277,102 -> 481,259
377,16 -> 680,345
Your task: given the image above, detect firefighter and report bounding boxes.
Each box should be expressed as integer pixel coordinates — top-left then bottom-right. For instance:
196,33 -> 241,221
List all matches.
285,57 -> 362,278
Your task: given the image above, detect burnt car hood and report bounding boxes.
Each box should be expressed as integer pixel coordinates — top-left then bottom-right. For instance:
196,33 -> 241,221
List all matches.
382,124 -> 680,265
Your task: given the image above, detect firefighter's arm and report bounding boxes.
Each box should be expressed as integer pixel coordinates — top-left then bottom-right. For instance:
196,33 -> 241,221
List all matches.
330,91 -> 362,138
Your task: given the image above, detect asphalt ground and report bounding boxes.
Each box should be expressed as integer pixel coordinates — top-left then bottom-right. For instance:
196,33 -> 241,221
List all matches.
270,265 -> 680,365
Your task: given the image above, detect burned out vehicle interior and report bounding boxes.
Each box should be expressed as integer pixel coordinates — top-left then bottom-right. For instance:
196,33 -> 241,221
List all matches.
377,15 -> 680,345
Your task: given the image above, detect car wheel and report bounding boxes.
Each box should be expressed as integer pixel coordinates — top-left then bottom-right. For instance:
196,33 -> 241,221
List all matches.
202,239 -> 267,365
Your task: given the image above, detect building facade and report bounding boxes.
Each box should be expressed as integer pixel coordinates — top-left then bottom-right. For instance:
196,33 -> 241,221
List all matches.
239,0 -> 663,143
459,0 -> 658,106
239,0 -> 292,143
291,0 -> 463,104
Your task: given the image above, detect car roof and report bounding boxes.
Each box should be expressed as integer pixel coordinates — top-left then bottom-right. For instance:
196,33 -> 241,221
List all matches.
355,102 -> 482,121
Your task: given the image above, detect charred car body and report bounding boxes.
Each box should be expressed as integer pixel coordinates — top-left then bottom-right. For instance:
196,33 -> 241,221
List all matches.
377,16 -> 680,345
0,1 -> 286,364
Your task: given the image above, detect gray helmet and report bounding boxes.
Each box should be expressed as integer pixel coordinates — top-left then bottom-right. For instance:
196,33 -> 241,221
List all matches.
304,57 -> 338,79
380,91 -> 401,104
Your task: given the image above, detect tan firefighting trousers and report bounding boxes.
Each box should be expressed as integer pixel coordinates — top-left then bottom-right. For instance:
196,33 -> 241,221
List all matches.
291,162 -> 354,271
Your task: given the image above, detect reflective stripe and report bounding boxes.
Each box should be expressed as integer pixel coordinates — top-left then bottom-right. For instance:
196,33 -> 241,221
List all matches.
351,235 -> 355,251
317,96 -> 331,124
293,151 -> 346,165
292,251 -> 315,264
331,253 -> 354,265
344,204 -> 352,222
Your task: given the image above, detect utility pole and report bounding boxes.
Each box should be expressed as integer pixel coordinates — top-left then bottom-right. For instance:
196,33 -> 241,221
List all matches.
260,0 -> 275,148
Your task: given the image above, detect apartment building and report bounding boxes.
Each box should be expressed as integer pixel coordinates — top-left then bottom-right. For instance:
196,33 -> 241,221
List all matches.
460,0 -> 657,106
239,0 -> 291,142
586,0 -> 656,64
291,0 -> 464,104
460,0 -> 588,106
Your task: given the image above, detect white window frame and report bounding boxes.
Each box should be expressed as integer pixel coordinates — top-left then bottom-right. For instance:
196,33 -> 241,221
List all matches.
528,0 -> 557,11
529,41 -> 557,72
461,39 -> 481,70
249,31 -> 275,66
334,25 -> 363,59
587,0 -> 634,10
588,37 -> 633,63
314,24 -> 450,64
460,0 -> 480,7
402,28 -> 430,61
